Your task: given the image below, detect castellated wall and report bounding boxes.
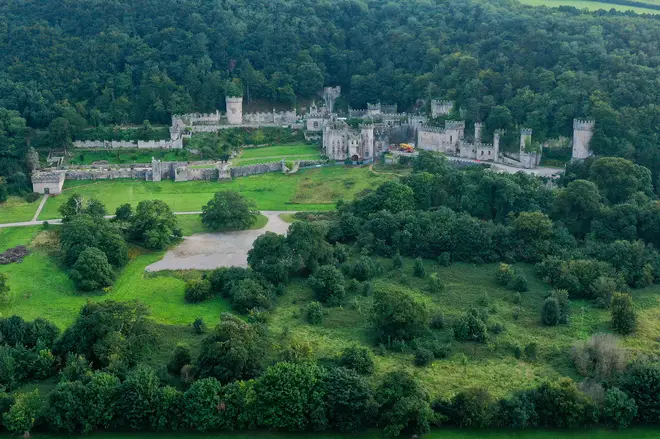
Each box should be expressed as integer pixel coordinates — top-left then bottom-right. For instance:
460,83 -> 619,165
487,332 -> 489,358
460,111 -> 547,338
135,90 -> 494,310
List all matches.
73,138 -> 183,149
230,162 -> 282,178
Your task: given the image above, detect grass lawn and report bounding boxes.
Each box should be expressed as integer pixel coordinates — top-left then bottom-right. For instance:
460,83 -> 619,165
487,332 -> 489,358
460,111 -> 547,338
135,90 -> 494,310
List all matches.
38,166 -> 391,220
67,148 -> 200,165
0,230 -> 229,328
279,213 -> 298,223
518,0 -> 660,13
20,428 -> 660,438
0,196 -> 41,223
233,142 -> 321,165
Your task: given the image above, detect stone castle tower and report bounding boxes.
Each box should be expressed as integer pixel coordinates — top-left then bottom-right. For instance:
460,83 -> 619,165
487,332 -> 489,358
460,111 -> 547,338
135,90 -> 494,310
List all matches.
572,119 -> 595,160
360,124 -> 375,161
225,96 -> 243,125
474,122 -> 483,143
520,128 -> 533,153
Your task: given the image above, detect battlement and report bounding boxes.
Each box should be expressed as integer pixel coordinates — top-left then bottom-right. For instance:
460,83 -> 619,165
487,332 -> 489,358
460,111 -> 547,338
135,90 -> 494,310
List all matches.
432,99 -> 453,106
520,128 -> 533,135
225,96 -> 243,103
31,171 -> 65,183
474,122 -> 483,127
494,129 -> 506,135
573,119 -> 595,131
445,120 -> 466,130
360,124 -> 375,129
419,125 -> 447,133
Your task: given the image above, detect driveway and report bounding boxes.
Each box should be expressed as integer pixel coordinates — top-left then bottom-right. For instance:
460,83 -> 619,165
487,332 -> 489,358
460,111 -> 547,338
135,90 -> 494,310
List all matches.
145,211 -> 292,272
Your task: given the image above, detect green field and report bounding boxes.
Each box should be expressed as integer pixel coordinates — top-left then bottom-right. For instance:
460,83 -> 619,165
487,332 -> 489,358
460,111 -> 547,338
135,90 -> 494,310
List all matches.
16,429 -> 660,439
233,142 -> 322,165
37,167 -> 390,220
0,223 -> 229,328
67,148 -> 201,165
176,212 -> 268,235
518,0 -> 660,14
0,196 -> 40,222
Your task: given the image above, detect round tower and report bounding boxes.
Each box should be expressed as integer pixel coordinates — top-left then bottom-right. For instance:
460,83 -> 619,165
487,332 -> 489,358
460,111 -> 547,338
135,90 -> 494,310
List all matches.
225,96 -> 243,125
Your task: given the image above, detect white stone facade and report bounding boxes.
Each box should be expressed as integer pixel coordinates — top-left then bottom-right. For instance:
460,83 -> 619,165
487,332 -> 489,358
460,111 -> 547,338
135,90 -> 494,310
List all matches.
31,171 -> 66,194
323,120 -> 375,162
225,96 -> 244,125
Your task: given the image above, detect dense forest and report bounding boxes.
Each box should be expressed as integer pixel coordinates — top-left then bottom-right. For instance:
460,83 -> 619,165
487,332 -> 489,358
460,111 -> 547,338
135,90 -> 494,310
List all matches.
0,0 -> 660,183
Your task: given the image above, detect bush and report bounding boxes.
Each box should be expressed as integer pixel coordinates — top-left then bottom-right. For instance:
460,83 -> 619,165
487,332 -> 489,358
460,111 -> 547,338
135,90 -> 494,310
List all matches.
230,279 -> 273,313
414,348 -> 434,367
167,344 -> 191,375
68,247 -> 114,291
375,370 -> 433,437
372,288 -> 429,343
611,292 -> 637,335
571,333 -> 627,381
427,273 -> 444,293
413,257 -> 425,277
438,252 -> 451,267
23,192 -> 40,203
305,301 -> 323,325
617,362 -> 660,423
309,265 -> 346,306
351,256 -> 381,281
430,312 -> 445,329
495,263 -> 515,286
510,273 -> 528,292
129,200 -> 181,249
184,279 -> 213,303
541,297 -> 560,326
603,387 -> 637,429
193,318 -> 207,334
524,342 -> 538,361
590,276 -> 617,308
392,253 -> 403,269
454,309 -> 488,343
451,387 -> 495,428
338,346 -> 375,375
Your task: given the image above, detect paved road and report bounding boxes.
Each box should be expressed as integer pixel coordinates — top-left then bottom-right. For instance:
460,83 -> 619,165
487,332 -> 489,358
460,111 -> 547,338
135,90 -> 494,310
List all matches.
145,211 -> 292,271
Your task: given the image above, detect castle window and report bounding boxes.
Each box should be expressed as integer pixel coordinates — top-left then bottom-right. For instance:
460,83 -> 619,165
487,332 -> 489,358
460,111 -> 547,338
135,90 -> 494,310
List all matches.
450,135 -> 453,142
313,121 -> 319,128
481,151 -> 484,156
488,151 -> 491,156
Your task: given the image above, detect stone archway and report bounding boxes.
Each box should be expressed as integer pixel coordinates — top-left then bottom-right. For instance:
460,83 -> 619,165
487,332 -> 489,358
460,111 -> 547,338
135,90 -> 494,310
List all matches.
351,154 -> 359,162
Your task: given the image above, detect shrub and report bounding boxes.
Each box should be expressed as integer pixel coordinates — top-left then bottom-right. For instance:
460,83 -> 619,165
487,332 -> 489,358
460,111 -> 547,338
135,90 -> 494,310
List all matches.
3,389 -> 43,435
23,192 -> 40,203
338,346 -> 375,375
451,387 -> 495,428
438,252 -> 451,267
541,297 -> 560,326
68,247 -> 114,291
611,292 -> 637,335
510,273 -> 529,292
305,301 -> 323,325
193,318 -> 207,334
603,387 -> 637,429
372,288 -> 429,343
309,265 -> 346,306
392,253 -> 403,269
413,257 -> 425,277
534,378 -> 597,428
184,279 -> 213,303
375,370 -> 433,437
617,362 -> 660,423
571,333 -> 627,380
414,348 -> 434,367
495,263 -> 515,286
590,276 -> 617,308
351,256 -> 381,281
524,342 -> 538,361
230,279 -> 274,313
513,292 -> 522,304
427,273 -> 444,294
453,309 -> 488,343
324,366 -> 374,433
167,344 -> 191,375
430,312 -> 445,329
333,244 -> 350,263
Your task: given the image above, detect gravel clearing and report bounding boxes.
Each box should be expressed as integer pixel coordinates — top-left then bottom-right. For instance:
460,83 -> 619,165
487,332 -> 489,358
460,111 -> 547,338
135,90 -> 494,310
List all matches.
145,211 -> 291,272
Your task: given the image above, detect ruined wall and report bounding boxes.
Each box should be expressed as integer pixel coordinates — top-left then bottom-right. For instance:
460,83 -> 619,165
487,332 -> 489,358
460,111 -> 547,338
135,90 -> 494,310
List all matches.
73,138 -> 183,149
230,162 -> 282,178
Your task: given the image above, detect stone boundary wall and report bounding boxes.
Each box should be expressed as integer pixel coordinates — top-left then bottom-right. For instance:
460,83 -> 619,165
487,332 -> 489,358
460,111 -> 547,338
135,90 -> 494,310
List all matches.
73,138 -> 183,149
229,159 -> 326,178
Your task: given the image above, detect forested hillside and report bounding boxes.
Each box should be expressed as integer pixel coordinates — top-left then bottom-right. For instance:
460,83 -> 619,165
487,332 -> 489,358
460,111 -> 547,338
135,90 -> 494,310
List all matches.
1,0 -> 660,182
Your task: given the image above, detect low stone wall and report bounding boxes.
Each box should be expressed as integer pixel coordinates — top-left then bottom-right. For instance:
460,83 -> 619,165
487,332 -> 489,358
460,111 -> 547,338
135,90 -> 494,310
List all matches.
230,162 -> 282,178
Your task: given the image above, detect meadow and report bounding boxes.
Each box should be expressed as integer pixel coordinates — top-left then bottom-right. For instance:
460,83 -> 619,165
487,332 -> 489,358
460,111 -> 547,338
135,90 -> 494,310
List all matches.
0,196 -> 41,223
66,148 -> 200,165
517,0 -> 660,14
36,166 -> 391,220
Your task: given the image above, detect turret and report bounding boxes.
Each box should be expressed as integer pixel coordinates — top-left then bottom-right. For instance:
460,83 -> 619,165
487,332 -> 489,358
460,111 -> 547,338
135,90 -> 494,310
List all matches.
360,124 -> 375,160
225,96 -> 243,125
474,122 -> 483,143
572,119 -> 595,160
493,129 -> 504,159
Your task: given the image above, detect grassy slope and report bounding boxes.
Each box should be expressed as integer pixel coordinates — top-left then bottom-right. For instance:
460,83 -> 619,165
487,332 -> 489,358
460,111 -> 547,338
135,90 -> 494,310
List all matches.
67,149 -> 198,165
38,167 -> 390,219
233,143 -> 321,165
0,196 -> 40,223
518,0 -> 660,14
268,257 -> 660,399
